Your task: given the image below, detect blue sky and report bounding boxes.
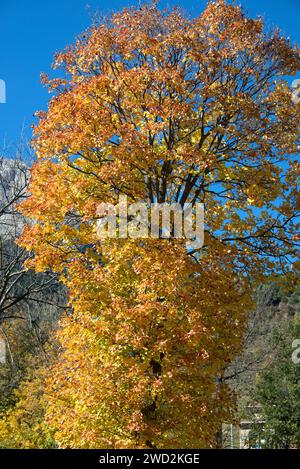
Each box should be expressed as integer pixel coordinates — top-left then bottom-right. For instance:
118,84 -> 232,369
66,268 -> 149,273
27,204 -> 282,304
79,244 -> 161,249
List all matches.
0,0 -> 299,152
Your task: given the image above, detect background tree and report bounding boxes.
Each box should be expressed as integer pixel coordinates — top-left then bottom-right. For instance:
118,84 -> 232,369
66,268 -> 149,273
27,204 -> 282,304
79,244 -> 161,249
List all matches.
225,281 -> 300,390
249,320 -> 300,449
0,156 -> 64,326
221,281 -> 299,448
15,1 -> 300,448
0,155 -> 65,417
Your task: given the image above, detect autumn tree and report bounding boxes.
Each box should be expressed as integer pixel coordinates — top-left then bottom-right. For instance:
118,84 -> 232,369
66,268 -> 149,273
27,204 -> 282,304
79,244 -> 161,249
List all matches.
16,1 -> 300,448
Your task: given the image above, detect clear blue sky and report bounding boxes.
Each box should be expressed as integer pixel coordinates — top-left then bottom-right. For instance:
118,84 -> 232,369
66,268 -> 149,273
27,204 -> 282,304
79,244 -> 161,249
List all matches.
0,0 -> 299,152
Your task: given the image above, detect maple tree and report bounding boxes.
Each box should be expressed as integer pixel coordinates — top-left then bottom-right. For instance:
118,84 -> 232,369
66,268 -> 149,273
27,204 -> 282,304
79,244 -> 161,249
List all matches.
7,0 -> 299,448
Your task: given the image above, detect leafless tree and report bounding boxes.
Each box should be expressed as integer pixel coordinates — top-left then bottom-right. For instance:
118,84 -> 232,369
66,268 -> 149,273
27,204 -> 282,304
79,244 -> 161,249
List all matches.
0,154 -> 66,367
